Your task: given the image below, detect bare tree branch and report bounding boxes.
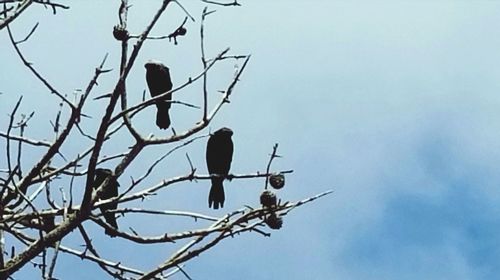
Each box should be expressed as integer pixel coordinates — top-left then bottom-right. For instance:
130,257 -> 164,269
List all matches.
0,1 -> 330,278
0,0 -> 33,31
200,0 -> 241,7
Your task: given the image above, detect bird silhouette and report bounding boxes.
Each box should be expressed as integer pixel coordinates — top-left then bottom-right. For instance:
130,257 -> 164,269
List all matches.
206,127 -> 234,209
145,61 -> 173,129
93,168 -> 119,237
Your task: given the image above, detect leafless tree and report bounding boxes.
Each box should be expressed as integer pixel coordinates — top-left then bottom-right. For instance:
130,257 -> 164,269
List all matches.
0,1 -> 330,279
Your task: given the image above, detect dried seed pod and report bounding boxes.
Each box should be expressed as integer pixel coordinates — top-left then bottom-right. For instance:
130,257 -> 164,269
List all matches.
265,213 -> 283,230
269,173 -> 285,189
260,190 -> 277,207
177,27 -> 187,35
113,25 -> 129,41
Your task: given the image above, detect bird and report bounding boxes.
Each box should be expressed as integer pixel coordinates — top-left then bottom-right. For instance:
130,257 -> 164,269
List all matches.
145,60 -> 173,129
93,168 -> 119,237
206,127 -> 234,209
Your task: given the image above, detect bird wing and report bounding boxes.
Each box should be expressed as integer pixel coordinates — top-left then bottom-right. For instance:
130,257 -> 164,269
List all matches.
146,65 -> 173,97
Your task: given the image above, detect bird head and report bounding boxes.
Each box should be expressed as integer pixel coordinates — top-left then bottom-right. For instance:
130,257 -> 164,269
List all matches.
145,60 -> 167,71
95,168 -> 112,177
214,127 -> 233,137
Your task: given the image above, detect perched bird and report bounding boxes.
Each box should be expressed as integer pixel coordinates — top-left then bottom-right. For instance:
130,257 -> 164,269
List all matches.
93,168 -> 119,237
206,127 -> 234,209
145,61 -> 173,129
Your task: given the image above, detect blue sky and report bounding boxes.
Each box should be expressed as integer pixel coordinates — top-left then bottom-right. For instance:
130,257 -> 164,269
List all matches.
2,1 -> 500,279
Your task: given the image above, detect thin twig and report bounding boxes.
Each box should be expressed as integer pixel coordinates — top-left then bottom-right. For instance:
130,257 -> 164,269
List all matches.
6,24 -> 74,108
264,143 -> 280,189
200,0 -> 241,7
14,22 -> 38,44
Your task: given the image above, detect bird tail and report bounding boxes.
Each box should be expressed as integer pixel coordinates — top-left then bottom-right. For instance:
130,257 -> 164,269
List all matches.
156,103 -> 171,129
104,213 -> 118,237
209,177 -> 225,209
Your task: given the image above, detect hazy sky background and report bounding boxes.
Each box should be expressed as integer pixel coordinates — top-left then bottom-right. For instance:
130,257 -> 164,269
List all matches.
2,1 -> 500,279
